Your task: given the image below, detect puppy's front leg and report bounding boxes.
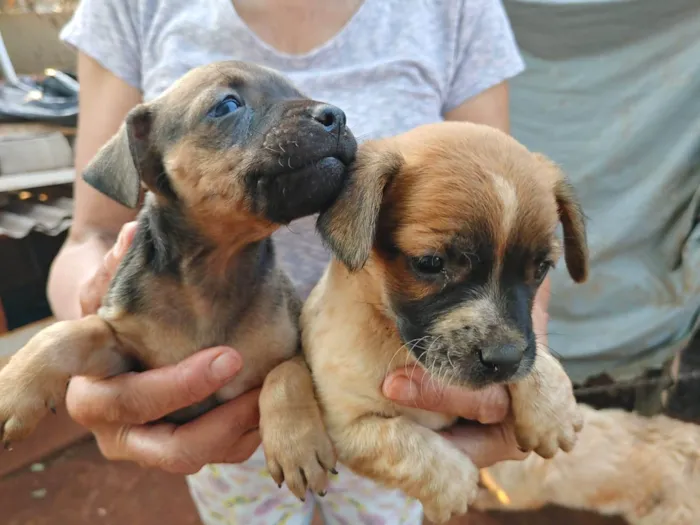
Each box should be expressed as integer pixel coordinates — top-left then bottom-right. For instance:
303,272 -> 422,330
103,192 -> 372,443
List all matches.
335,415 -> 480,524
0,315 -> 128,444
259,355 -> 337,500
509,346 -> 583,458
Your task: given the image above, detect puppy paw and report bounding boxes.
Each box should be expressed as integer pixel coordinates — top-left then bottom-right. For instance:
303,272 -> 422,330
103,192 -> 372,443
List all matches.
0,376 -> 63,446
419,456 -> 480,524
261,406 -> 337,500
509,351 -> 583,459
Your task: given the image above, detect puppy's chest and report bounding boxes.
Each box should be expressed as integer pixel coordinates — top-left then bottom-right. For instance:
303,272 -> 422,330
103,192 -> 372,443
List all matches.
105,286 -> 299,399
303,291 -> 454,430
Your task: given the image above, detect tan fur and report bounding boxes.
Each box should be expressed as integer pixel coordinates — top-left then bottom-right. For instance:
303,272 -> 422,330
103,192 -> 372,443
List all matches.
0,316 -> 126,440
261,121 -> 590,523
475,404 -> 700,525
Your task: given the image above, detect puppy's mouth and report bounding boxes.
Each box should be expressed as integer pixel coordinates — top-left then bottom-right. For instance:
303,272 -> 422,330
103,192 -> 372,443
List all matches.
256,154 -> 353,224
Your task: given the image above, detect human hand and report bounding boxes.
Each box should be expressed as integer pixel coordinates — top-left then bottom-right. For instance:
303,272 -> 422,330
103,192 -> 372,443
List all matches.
532,275 -> 551,350
71,221 -> 261,473
66,347 -> 261,473
382,367 -> 527,468
78,221 -> 138,316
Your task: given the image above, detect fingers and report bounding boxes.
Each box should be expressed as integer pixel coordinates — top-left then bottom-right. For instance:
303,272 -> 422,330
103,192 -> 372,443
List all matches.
67,346 -> 242,427
79,221 -> 138,316
103,221 -> 138,274
95,389 -> 262,474
382,367 -> 510,424
441,419 -> 529,469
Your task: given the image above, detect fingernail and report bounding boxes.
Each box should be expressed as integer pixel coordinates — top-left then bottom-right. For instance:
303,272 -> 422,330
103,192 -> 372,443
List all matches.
383,376 -> 416,403
210,350 -> 242,381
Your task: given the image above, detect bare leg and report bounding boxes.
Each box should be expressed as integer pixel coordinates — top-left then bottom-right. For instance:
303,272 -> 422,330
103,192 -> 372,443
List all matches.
0,315 -> 128,444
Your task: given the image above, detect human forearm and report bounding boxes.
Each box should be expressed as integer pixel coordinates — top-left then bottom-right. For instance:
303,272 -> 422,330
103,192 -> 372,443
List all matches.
47,52 -> 142,320
47,233 -> 114,320
444,81 -> 511,134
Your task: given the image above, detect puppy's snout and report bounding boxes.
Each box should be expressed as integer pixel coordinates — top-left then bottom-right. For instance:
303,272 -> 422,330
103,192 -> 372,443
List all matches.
311,104 -> 346,134
479,342 -> 525,378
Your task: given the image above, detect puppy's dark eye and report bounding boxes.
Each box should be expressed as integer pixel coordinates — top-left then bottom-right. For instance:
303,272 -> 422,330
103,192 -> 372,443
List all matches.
411,255 -> 445,276
209,96 -> 242,118
534,260 -> 552,283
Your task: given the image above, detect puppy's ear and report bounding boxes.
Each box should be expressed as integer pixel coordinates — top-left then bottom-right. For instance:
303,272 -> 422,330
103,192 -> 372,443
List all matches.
82,104 -> 160,209
535,153 -> 589,283
317,144 -> 403,272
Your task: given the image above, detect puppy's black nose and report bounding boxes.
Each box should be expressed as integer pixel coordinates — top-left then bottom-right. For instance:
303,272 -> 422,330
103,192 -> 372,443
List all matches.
311,104 -> 346,133
479,343 -> 524,378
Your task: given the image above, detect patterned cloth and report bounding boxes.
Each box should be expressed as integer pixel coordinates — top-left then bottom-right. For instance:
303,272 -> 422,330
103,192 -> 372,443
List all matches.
186,447 -> 424,525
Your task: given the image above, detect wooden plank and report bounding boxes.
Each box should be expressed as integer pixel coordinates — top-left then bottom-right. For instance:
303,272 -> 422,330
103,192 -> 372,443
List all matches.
0,168 -> 74,193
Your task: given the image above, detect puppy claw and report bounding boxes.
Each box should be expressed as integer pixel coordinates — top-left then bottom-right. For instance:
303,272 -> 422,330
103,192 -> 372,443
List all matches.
266,459 -> 285,488
261,407 -> 337,499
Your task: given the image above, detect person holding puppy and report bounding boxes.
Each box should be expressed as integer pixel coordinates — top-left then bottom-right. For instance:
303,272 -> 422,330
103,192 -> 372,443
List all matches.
49,0 -> 533,523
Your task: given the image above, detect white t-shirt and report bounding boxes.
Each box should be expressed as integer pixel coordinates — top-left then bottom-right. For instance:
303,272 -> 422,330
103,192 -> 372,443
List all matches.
59,0 -> 526,338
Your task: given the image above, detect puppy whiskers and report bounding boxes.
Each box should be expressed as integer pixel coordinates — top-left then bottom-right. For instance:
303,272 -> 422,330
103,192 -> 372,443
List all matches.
418,336 -> 443,401
383,336 -> 430,386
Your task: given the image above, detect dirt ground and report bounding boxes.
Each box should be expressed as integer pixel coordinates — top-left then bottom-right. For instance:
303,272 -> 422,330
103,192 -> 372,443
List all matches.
0,437 -> 627,525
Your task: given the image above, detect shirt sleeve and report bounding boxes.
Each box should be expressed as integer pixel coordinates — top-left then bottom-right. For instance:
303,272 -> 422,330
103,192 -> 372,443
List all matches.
443,0 -> 525,113
59,0 -> 143,91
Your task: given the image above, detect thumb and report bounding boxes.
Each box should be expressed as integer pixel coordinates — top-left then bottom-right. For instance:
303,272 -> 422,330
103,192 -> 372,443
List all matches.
440,419 -> 528,469
382,367 -> 509,424
79,222 -> 138,316
67,347 -> 243,427
103,221 -> 138,275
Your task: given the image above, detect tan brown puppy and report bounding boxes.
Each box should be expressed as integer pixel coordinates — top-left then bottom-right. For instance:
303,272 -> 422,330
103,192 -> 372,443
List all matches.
0,60 -> 355,454
260,121 -> 589,523
474,403 -> 700,525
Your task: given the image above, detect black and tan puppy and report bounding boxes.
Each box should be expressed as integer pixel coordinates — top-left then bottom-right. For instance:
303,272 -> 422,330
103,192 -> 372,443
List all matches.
261,121 -> 589,523
0,61 -> 356,445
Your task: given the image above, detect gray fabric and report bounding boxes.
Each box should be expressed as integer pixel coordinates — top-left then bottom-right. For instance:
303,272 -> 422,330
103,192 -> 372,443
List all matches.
505,0 -> 700,382
58,0 -> 524,303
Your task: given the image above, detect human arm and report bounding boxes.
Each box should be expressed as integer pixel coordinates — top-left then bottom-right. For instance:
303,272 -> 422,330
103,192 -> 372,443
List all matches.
47,51 -> 141,320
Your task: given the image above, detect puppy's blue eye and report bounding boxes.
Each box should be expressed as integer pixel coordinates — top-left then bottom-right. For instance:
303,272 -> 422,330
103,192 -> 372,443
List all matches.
210,96 -> 241,118
412,255 -> 445,275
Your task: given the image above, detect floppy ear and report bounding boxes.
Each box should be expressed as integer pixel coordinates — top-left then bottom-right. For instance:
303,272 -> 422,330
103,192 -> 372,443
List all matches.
82,104 -> 160,209
316,144 -> 403,272
535,153 -> 589,283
